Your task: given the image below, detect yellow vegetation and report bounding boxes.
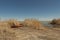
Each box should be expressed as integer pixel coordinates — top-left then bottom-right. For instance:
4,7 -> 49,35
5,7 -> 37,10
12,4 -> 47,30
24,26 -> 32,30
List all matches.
24,19 -> 45,29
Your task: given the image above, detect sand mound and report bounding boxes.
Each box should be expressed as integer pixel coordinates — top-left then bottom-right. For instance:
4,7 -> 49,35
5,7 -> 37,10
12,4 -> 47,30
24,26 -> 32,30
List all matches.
0,25 -> 60,40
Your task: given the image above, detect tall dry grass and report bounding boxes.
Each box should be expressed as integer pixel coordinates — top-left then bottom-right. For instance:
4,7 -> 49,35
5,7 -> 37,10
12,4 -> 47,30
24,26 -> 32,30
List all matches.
24,19 -> 45,30
0,18 -> 46,30
0,19 -> 23,28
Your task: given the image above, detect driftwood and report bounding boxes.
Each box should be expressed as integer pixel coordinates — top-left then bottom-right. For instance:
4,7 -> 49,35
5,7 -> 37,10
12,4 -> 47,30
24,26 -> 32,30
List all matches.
7,19 -> 24,28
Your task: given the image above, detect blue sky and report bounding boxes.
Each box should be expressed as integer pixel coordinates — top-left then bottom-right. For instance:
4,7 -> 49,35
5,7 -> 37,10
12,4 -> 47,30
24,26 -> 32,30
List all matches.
0,0 -> 60,21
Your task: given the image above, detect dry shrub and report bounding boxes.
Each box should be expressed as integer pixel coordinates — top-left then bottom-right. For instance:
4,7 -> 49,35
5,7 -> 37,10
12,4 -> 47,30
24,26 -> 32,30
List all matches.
7,19 -> 23,28
24,19 -> 45,30
50,19 -> 60,28
50,19 -> 60,25
23,19 -> 33,27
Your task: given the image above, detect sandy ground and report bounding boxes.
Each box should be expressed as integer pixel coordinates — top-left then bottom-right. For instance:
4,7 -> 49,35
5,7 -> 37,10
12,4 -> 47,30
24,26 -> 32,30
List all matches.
0,25 -> 60,40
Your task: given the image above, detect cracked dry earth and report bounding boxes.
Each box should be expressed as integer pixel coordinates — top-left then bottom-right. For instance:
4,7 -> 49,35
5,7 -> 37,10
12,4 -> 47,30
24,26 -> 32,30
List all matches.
0,26 -> 60,40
